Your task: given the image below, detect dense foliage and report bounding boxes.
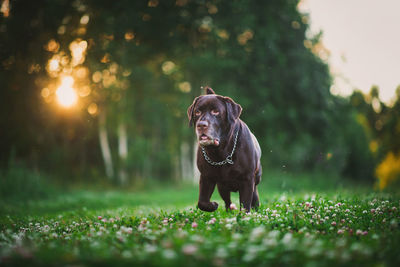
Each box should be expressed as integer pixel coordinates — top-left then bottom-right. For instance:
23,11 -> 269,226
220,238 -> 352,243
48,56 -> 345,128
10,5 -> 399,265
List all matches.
0,0 -> 398,185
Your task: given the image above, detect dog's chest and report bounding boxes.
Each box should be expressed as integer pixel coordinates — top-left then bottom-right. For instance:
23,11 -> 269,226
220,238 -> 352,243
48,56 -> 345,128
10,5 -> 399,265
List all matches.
199,165 -> 244,191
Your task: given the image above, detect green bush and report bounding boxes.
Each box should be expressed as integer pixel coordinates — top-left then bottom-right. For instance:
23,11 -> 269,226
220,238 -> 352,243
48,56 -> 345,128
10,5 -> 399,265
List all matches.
0,164 -> 54,202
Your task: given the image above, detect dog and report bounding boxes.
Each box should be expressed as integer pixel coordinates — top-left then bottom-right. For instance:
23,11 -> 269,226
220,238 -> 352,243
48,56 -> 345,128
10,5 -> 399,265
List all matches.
187,87 -> 262,212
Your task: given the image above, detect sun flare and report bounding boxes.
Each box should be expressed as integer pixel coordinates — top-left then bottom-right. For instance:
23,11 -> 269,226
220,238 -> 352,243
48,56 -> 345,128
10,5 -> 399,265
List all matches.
56,76 -> 77,108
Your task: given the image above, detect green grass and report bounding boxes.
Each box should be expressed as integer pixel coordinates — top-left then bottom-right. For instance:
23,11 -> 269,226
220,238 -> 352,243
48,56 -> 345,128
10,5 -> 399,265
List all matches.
0,171 -> 399,266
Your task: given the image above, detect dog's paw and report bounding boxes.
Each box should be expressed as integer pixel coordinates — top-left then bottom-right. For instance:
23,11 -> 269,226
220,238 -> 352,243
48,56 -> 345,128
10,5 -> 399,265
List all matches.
198,201 -> 219,212
210,201 -> 219,211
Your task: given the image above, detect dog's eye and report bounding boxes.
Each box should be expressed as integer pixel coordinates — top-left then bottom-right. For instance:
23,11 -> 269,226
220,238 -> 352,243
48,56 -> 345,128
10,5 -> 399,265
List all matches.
195,110 -> 201,116
211,110 -> 220,116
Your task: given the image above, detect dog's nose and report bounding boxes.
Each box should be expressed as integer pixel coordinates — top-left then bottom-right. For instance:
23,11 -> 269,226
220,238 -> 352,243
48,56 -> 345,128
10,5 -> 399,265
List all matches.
197,120 -> 208,130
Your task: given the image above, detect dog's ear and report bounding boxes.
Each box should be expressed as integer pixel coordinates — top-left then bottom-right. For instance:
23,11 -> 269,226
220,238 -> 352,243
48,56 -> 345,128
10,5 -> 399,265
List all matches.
221,96 -> 242,124
205,87 -> 215,95
187,96 -> 200,127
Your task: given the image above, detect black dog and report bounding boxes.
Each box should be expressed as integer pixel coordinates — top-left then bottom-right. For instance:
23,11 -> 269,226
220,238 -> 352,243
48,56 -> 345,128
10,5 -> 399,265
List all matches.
187,87 -> 262,212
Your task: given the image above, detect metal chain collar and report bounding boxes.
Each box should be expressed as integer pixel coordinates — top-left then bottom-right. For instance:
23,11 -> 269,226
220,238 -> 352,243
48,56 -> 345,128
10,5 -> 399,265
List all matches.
201,128 -> 239,166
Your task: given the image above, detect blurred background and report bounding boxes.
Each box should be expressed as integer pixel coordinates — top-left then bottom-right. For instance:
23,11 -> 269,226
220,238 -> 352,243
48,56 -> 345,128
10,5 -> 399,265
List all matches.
1,0 -> 399,201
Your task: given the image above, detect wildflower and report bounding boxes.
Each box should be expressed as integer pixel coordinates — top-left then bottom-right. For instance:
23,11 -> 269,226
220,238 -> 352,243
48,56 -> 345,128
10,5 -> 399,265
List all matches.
331,221 -> 337,226
215,247 -> 228,258
232,233 -> 242,240
230,203 -> 237,210
337,229 -> 344,234
249,226 -> 265,241
162,249 -> 176,260
281,232 -> 293,245
356,229 -> 363,235
97,216 -> 102,220
42,225 -> 50,233
182,244 -> 198,255
207,218 -> 217,225
191,222 -> 198,228
144,244 -> 157,253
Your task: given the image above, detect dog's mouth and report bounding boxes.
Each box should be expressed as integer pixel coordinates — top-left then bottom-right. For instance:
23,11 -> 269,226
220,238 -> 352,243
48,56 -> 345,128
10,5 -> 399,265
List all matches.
199,134 -> 219,146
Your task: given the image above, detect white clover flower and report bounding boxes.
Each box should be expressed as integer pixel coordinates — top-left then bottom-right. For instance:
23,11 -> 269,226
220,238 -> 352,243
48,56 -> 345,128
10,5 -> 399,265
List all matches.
162,249 -> 176,260
267,230 -> 280,239
207,218 -> 217,225
144,244 -> 157,254
42,225 -> 50,233
215,247 -> 228,258
229,203 -> 237,210
263,237 -> 278,247
182,244 -> 198,255
242,216 -> 251,221
243,245 -> 260,262
232,233 -> 242,241
249,226 -> 265,241
281,232 -> 292,245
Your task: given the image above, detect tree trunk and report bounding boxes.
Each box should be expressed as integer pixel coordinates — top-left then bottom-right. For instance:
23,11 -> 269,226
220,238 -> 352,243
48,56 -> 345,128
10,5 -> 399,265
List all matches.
180,141 -> 191,181
118,121 -> 128,185
98,110 -> 114,180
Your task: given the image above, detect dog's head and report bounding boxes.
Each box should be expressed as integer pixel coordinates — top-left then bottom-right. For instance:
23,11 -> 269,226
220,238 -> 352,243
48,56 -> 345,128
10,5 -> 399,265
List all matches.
187,87 -> 242,147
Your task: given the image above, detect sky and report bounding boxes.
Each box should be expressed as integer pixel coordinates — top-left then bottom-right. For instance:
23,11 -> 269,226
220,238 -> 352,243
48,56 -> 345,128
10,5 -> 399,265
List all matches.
298,0 -> 400,104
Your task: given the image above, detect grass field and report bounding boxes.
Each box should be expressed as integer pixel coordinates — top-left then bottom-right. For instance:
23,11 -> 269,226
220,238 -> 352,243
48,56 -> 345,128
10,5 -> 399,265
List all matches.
0,171 -> 399,266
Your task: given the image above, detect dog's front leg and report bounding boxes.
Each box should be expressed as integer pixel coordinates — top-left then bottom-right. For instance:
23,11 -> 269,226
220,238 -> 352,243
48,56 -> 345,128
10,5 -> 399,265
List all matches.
217,183 -> 231,211
198,175 -> 219,212
239,180 -> 254,212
